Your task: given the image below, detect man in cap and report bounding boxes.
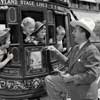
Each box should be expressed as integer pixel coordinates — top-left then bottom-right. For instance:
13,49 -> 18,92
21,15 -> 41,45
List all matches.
45,18 -> 100,100
0,24 -> 13,69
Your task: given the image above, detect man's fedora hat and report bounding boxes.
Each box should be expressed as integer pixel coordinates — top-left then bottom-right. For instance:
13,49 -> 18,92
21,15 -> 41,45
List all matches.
70,18 -> 96,40
34,21 -> 46,34
0,24 -> 10,37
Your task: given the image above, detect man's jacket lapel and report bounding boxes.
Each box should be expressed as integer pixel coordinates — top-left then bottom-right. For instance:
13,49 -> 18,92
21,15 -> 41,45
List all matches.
69,41 -> 91,70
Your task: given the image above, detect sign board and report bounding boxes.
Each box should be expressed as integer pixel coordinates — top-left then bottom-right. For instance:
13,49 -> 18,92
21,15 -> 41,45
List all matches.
0,0 -> 68,12
0,0 -> 18,5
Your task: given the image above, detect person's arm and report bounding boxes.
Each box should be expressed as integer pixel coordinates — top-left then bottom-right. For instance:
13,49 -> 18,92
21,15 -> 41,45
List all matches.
55,48 -> 68,63
73,47 -> 100,85
47,46 -> 68,64
0,53 -> 13,69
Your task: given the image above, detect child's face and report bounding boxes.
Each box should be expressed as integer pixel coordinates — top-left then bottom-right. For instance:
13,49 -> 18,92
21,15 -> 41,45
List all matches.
57,31 -> 65,41
37,26 -> 46,39
23,24 -> 35,36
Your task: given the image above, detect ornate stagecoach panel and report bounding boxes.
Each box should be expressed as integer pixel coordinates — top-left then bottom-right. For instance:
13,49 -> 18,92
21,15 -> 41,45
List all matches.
0,0 -> 71,99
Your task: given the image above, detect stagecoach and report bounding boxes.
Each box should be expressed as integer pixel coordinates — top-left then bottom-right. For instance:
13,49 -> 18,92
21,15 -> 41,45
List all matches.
0,0 -> 72,99
1,0 -> 100,100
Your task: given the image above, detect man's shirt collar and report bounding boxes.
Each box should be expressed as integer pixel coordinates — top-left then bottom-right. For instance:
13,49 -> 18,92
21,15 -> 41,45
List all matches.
79,41 -> 87,49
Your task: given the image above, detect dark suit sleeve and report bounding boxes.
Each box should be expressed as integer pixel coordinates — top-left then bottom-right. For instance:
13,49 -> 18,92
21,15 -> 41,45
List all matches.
73,46 -> 100,85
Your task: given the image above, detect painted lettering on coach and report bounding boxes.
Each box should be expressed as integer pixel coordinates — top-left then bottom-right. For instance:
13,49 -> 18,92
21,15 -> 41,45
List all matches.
20,0 -> 35,6
36,2 -> 48,8
0,0 -> 18,5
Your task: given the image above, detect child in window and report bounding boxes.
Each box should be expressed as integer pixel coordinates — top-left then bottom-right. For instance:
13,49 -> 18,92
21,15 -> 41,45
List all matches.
50,25 -> 66,52
33,21 -> 46,45
0,24 -> 13,69
56,26 -> 66,52
21,17 -> 36,43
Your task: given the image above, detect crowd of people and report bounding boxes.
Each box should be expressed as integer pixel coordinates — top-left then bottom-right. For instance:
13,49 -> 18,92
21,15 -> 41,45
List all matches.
0,16 -> 100,100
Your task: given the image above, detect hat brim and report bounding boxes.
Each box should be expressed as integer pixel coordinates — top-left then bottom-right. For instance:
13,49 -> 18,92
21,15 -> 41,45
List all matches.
0,28 -> 10,43
34,24 -> 45,33
34,21 -> 46,34
0,28 -> 10,37
70,20 -> 94,35
70,20 -> 96,41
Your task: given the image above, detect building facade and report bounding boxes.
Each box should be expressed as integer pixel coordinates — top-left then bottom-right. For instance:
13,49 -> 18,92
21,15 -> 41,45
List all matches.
70,0 -> 100,21
69,0 -> 100,43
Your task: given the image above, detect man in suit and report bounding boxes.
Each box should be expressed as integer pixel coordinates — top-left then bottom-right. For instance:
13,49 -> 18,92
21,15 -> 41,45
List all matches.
45,18 -> 100,100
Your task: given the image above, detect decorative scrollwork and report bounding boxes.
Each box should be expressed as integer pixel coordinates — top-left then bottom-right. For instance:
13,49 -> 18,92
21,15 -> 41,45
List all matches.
0,77 -> 45,90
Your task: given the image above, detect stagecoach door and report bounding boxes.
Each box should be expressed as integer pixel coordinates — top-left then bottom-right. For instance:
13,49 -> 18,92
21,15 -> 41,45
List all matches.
48,10 -> 71,71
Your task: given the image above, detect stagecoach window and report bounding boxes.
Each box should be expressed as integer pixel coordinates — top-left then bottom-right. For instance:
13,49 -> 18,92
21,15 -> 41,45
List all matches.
48,25 -> 56,43
21,11 -> 45,45
55,14 -> 65,27
9,25 -> 19,43
0,10 -> 6,24
55,13 -> 67,51
70,0 -> 79,3
22,11 -> 44,22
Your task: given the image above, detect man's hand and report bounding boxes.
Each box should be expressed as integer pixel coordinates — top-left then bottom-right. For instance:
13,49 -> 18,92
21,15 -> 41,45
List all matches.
47,46 -> 57,52
54,68 -> 65,75
73,74 -> 80,85
62,73 -> 74,82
